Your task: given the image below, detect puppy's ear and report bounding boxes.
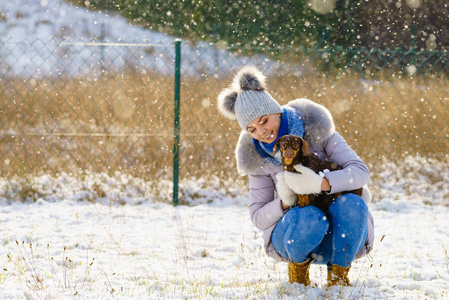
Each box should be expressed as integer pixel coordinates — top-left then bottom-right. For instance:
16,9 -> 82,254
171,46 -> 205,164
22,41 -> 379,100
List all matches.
273,139 -> 280,156
300,138 -> 309,156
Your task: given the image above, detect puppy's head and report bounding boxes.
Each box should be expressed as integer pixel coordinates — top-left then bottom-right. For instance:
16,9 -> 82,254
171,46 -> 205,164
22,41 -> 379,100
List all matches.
273,135 -> 309,168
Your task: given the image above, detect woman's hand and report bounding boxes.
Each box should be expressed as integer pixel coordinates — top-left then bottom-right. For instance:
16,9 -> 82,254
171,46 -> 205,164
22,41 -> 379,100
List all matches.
283,165 -> 324,195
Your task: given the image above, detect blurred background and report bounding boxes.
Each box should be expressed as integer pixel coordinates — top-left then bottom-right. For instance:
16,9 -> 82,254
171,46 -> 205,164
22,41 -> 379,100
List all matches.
1,0 -> 448,204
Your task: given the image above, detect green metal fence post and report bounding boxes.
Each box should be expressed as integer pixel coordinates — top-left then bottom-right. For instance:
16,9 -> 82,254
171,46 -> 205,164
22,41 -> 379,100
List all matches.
173,39 -> 181,206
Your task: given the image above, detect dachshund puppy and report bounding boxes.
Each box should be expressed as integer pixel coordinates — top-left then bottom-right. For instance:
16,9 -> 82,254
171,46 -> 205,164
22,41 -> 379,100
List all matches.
273,135 -> 363,213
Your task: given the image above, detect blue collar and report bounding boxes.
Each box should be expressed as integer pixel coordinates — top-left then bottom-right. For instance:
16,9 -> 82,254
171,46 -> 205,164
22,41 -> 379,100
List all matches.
253,106 -> 305,165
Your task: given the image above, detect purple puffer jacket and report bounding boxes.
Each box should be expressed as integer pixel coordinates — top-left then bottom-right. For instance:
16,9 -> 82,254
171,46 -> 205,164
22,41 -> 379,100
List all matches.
235,98 -> 374,262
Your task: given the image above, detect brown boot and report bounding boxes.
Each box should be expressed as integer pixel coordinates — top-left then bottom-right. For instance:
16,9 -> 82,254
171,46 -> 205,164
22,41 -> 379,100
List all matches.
327,264 -> 352,286
288,258 -> 314,286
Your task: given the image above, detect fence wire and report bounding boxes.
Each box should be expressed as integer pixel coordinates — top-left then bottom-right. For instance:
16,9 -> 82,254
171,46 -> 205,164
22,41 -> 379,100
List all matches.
1,38 -> 448,191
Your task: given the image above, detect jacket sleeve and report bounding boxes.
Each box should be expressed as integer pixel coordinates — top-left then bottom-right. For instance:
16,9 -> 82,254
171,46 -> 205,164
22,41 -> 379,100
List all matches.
321,132 -> 370,194
247,173 -> 286,230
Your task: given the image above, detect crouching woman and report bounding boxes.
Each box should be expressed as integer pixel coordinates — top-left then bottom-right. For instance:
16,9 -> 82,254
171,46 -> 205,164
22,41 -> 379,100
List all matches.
217,66 -> 374,287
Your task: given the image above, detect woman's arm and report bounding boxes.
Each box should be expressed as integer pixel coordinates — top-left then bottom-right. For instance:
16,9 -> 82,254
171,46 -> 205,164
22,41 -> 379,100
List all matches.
321,132 -> 370,194
248,174 -> 286,230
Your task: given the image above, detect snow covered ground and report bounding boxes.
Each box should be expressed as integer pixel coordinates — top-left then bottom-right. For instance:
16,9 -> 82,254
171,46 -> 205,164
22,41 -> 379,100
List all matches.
0,157 -> 448,299
0,188 -> 448,299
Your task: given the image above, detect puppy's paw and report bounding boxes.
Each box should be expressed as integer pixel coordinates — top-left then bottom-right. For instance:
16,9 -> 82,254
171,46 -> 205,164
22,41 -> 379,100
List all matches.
275,172 -> 297,206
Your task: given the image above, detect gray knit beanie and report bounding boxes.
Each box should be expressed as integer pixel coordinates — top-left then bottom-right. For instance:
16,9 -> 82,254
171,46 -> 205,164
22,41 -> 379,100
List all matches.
217,66 -> 282,130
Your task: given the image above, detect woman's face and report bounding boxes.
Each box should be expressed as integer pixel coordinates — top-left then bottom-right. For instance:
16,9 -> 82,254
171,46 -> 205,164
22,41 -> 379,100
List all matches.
246,113 -> 281,143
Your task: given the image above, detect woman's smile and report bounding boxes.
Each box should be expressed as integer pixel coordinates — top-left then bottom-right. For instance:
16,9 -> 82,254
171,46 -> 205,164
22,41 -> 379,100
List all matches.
263,131 -> 275,142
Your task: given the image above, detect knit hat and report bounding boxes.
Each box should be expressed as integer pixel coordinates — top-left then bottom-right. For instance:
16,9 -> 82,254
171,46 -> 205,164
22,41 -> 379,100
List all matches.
217,66 -> 283,130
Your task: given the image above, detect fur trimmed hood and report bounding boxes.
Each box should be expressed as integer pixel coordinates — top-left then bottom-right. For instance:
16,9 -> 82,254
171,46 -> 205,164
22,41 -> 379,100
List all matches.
235,98 -> 335,175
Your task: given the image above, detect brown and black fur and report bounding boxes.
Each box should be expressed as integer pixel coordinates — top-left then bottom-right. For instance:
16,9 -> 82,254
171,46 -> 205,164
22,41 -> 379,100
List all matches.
273,135 -> 363,213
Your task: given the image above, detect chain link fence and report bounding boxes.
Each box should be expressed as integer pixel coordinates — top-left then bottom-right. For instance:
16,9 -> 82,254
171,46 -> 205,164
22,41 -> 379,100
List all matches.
1,38 -> 177,182
1,38 -> 448,203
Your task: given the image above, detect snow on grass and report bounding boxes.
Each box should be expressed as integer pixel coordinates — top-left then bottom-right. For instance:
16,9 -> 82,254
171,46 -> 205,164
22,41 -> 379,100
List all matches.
371,154 -> 449,206
1,154 -> 447,207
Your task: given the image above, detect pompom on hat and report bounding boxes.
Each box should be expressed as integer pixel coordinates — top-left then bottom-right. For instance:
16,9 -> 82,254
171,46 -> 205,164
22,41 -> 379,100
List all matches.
217,66 -> 282,130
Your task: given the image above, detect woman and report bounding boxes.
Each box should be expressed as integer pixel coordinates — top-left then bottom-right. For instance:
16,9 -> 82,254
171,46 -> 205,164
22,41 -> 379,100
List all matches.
217,66 -> 374,287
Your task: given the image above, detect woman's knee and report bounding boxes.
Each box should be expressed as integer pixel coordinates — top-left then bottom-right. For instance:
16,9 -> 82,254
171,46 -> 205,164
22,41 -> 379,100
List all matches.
285,206 -> 329,235
328,193 -> 368,219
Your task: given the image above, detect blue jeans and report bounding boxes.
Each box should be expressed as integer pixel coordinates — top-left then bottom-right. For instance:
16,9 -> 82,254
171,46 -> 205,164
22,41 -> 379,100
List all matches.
271,194 -> 368,267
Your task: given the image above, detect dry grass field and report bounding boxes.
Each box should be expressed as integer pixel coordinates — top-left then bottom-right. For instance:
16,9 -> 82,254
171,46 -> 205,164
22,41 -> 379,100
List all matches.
173,72 -> 448,179
1,71 -> 448,187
